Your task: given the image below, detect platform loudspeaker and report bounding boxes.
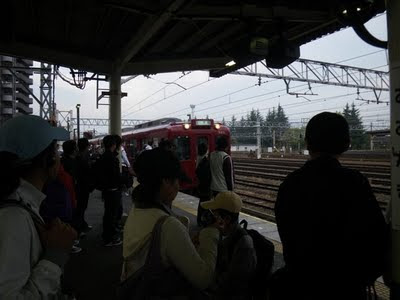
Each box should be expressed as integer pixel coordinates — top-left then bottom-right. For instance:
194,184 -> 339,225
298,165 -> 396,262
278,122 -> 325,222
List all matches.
250,37 -> 300,69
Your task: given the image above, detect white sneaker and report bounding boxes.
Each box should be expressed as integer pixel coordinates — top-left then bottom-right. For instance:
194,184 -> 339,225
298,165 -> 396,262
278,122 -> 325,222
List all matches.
71,245 -> 82,254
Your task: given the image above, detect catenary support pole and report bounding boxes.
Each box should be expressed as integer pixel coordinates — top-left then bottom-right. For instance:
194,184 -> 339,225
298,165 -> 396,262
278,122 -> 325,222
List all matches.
256,122 -> 261,159
272,130 -> 276,150
109,71 -> 122,136
76,104 -> 80,140
388,0 -> 400,299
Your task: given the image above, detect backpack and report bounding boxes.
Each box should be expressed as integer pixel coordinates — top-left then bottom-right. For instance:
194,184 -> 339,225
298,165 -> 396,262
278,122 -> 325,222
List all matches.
230,219 -> 275,297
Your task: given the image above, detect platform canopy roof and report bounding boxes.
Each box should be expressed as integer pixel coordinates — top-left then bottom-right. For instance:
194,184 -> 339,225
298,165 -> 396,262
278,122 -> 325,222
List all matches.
0,0 -> 385,76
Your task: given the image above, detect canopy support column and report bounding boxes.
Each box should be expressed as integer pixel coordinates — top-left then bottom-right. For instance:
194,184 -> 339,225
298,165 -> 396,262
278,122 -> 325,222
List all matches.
388,0 -> 400,298
109,71 -> 121,136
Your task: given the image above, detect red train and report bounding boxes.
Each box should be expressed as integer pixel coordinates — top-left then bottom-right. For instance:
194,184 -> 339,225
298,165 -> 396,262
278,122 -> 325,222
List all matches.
90,118 -> 231,190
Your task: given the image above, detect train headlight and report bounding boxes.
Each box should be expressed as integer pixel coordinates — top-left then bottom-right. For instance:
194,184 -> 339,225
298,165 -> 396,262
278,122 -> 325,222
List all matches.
214,123 -> 221,130
183,123 -> 190,130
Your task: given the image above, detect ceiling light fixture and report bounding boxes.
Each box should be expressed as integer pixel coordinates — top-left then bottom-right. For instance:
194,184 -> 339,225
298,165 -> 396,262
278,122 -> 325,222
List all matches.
225,60 -> 236,67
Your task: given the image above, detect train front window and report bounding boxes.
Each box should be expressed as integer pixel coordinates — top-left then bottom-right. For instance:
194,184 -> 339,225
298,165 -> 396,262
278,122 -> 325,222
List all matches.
197,136 -> 209,155
174,136 -> 190,161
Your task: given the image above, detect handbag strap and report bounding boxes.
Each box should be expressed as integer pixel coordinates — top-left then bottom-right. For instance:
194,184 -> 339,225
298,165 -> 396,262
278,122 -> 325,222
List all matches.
122,215 -> 170,278
142,215 -> 170,274
0,199 -> 46,246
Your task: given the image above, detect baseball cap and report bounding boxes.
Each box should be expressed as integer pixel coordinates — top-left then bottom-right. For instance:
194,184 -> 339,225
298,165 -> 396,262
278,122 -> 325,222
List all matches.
0,115 -> 70,160
201,191 -> 242,213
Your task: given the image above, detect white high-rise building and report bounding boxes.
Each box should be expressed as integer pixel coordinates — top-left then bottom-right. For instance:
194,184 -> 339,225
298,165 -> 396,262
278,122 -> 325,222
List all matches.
0,56 -> 33,125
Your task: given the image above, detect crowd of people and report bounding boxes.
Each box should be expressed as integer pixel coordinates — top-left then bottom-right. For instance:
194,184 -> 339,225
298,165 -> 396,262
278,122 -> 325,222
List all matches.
0,112 -> 390,299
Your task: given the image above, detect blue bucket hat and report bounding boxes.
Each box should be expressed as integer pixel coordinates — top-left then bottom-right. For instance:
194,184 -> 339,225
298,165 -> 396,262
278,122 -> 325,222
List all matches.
0,115 -> 70,160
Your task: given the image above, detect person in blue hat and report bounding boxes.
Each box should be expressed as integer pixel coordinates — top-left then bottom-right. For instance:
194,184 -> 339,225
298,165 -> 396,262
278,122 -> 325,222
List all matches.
0,115 -> 77,298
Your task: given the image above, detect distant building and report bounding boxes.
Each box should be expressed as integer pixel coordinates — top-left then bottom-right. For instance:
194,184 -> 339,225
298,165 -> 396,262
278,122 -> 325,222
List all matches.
0,56 -> 33,125
231,144 -> 258,152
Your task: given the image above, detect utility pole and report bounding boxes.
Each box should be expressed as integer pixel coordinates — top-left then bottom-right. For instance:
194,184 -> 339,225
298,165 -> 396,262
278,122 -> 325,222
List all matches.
272,130 -> 276,150
298,133 -> 302,154
76,104 -> 81,140
370,123 -> 374,151
190,104 -> 195,120
256,122 -> 261,159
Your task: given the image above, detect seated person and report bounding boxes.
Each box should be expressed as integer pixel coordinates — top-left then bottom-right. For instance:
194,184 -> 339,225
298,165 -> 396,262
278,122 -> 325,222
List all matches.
201,191 -> 257,299
121,148 -> 221,297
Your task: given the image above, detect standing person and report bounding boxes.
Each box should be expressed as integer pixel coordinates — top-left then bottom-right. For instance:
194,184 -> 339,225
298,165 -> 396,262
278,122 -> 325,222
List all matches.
273,112 -> 387,300
0,115 -> 77,298
41,162 -> 83,254
117,139 -> 134,197
121,148 -> 221,298
61,140 -> 78,180
210,136 -> 234,196
113,135 -> 127,224
75,138 -> 94,232
95,135 -> 123,246
196,143 -> 211,226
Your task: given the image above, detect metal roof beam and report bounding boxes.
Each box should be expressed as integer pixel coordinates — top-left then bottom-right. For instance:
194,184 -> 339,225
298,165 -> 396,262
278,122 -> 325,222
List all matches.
121,56 -> 229,75
114,0 -> 188,72
176,4 -> 327,22
0,41 -> 112,75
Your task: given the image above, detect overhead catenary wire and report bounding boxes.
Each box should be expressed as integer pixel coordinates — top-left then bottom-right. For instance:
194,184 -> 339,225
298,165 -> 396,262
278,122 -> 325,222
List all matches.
122,50 -> 387,119
189,62 -> 389,121
212,90 -> 373,121
122,77 -> 216,117
150,51 -> 388,119
122,71 -> 194,116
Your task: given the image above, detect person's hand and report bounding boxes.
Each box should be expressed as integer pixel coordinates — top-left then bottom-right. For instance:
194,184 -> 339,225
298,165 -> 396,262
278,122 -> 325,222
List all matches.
39,218 -> 77,251
208,215 -> 225,232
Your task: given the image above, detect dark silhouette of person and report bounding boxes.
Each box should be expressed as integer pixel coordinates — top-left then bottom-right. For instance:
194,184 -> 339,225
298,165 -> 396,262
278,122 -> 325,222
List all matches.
272,112 -> 387,300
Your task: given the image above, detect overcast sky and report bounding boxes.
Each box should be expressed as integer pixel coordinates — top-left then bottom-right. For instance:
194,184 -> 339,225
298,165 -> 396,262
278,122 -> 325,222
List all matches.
32,13 -> 388,134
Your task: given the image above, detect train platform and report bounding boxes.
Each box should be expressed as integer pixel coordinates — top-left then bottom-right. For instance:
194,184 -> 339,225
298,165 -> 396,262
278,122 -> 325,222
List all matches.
62,190 -> 389,300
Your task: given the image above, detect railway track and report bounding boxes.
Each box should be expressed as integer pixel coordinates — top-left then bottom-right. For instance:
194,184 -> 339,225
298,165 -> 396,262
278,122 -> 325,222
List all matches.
233,158 -> 389,220
234,159 -> 391,195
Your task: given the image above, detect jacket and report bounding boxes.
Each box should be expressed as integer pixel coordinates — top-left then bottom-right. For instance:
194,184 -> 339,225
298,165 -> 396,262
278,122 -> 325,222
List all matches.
122,206 -> 219,291
0,179 -> 66,299
95,150 -> 122,191
275,156 -> 387,299
213,224 -> 257,298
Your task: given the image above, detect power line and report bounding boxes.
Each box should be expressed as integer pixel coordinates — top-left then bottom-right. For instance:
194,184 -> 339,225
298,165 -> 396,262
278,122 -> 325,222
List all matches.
212,89 -> 382,121
122,77 -> 215,117
122,71 -> 193,116
185,63 -> 389,119
164,57 -> 388,119
126,50 -> 388,118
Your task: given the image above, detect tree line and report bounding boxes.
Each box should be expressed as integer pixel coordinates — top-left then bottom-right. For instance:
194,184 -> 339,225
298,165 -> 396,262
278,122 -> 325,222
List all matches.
225,103 -> 369,151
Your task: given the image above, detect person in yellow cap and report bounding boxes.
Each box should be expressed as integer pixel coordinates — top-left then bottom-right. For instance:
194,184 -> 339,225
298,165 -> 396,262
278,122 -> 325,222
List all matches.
201,191 -> 257,299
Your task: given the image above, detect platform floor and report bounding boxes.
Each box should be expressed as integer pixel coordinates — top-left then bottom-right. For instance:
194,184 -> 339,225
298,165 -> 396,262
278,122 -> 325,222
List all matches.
62,190 -> 389,300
